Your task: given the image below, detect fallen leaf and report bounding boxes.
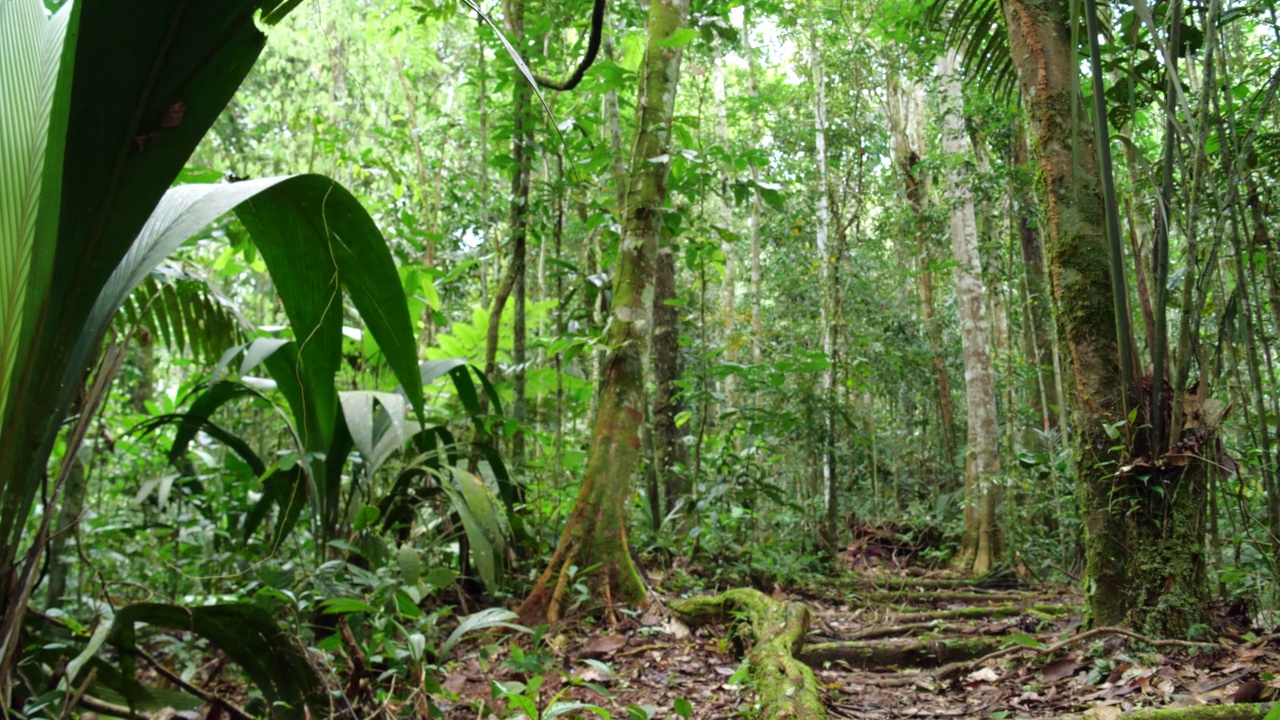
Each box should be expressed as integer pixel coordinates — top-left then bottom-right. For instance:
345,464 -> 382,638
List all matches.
967,667 -> 1001,683
583,633 -> 627,658
1042,658 -> 1082,684
1085,704 -> 1122,720
662,618 -> 691,639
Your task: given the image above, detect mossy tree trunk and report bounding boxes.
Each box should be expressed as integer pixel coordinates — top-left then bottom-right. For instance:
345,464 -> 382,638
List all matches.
518,0 -> 689,623
999,0 -> 1208,634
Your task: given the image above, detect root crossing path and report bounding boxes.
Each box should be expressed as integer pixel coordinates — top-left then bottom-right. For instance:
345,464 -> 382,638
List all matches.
672,573 -> 1280,720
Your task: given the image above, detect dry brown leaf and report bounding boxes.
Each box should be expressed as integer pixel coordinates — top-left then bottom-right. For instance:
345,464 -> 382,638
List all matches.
1085,704 -> 1122,720
1042,658 -> 1082,684
582,633 -> 627,658
966,667 -> 1001,683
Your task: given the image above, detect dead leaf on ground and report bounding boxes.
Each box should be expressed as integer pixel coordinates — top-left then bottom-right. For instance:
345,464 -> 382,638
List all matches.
582,633 -> 627,658
966,667 -> 1001,683
1042,658 -> 1081,683
1085,704 -> 1123,720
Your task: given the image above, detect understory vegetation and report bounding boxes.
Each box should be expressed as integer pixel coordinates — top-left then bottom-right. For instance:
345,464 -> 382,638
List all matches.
2,0 -> 1279,717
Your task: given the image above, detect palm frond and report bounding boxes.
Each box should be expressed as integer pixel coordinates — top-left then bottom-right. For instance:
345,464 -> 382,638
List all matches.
115,267 -> 248,365
925,0 -> 1017,100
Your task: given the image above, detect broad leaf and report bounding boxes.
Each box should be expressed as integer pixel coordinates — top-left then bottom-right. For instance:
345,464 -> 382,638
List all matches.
440,607 -> 526,657
105,602 -> 327,720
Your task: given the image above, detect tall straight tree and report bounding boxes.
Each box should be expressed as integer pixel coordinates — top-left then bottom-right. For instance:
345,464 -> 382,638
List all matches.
519,0 -> 690,623
938,50 -> 1001,573
481,0 -> 532,465
809,25 -> 840,536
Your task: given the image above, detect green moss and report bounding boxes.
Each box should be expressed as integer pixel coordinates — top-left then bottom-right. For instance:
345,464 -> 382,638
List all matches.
672,590 -> 823,720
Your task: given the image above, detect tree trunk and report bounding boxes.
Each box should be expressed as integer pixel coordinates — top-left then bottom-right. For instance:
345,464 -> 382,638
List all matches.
742,10 -> 764,367
44,452 -> 87,610
518,0 -> 689,622
505,0 -> 530,468
999,0 -> 1207,633
938,51 -> 1002,574
712,37 -> 737,408
1012,123 -> 1060,437
809,28 -> 839,538
653,242 -> 685,515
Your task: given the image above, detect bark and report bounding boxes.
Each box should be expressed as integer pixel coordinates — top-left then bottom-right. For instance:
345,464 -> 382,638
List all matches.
653,243 -> 685,514
518,0 -> 689,622
742,10 -> 764,366
800,637 -> 1004,669
672,590 -> 824,720
999,0 -> 1209,634
810,28 -> 839,537
938,51 -> 1001,574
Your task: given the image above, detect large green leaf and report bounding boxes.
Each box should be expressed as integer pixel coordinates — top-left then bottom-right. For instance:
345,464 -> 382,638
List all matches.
103,603 -> 327,720
0,0 -> 277,570
236,175 -> 427,448
0,0 -> 75,428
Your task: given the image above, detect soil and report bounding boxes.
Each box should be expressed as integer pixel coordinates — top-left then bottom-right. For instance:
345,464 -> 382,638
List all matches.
438,565 -> 1280,720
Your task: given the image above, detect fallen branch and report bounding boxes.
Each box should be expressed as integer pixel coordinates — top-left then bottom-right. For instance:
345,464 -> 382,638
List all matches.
671,589 -> 824,720
860,590 -> 1041,606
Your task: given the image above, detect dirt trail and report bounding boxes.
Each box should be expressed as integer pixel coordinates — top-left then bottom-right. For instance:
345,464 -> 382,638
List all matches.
440,568 -> 1278,719
675,571 -> 1279,720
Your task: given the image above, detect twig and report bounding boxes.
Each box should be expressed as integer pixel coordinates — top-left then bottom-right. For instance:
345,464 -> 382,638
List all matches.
132,646 -> 253,720
60,668 -> 97,720
1198,669 -> 1256,694
76,695 -> 141,719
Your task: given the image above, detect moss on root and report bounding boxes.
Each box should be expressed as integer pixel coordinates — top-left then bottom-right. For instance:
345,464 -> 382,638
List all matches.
799,636 -> 1004,669
671,589 -> 825,720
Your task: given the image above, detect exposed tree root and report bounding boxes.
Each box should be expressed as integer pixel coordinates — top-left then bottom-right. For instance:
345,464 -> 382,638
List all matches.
889,602 -> 1074,624
837,569 -> 1026,592
845,620 -> 962,641
799,636 -> 1005,669
671,589 -> 825,720
859,589 -> 1041,605
1052,703 -> 1275,720
932,625 -> 1221,684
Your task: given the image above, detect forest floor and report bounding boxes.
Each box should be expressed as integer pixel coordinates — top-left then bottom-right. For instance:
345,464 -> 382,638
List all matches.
441,528 -> 1280,720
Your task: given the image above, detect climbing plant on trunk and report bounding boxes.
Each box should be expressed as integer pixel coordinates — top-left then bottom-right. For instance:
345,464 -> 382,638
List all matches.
518,0 -> 690,623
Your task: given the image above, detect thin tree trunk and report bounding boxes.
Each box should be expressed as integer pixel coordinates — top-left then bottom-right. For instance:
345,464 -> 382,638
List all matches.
44,452 -> 86,610
742,10 -> 764,367
519,0 -> 689,622
712,38 -> 736,407
1012,123 -> 1058,435
809,28 -> 839,538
